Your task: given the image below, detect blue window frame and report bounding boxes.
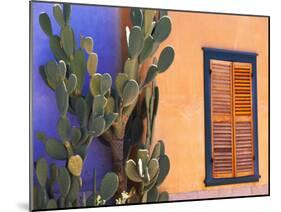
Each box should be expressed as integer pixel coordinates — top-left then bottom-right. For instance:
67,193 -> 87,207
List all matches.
203,47 -> 260,186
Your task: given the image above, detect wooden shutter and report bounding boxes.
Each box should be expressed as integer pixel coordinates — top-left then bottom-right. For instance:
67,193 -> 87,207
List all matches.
232,62 -> 254,177
210,60 -> 234,178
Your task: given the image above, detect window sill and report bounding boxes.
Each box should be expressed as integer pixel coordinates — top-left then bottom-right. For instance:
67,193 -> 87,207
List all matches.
204,174 -> 260,186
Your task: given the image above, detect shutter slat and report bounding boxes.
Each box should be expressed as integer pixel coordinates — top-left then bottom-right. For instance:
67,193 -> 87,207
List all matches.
211,60 -> 234,178
233,62 -> 254,177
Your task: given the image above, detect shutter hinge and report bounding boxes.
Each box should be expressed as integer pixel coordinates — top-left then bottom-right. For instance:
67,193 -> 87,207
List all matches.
211,157 -> 213,163
253,155 -> 255,160
209,69 -> 212,74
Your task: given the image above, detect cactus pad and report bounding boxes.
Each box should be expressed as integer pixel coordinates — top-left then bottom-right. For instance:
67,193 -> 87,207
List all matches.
158,46 -> 175,73
122,80 -> 139,107
39,13 -> 52,37
68,155 -> 83,176
45,138 -> 68,160
100,172 -> 119,201
128,26 -> 144,58
57,167 -> 71,196
36,158 -> 48,187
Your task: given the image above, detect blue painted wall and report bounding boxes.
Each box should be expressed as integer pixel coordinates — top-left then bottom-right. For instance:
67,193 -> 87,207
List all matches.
32,2 -> 123,191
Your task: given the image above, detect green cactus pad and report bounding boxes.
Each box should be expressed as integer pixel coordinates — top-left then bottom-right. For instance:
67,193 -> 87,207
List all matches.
143,10 -> 156,36
53,4 -> 65,27
78,127 -> 89,144
90,73 -> 102,96
147,186 -> 159,202
89,116 -> 106,136
46,199 -> 57,209
45,138 -> 68,160
66,74 -> 77,94
81,36 -> 93,54
63,4 -> 71,24
158,140 -> 165,156
45,61 -> 60,86
92,95 -> 107,117
57,116 -> 71,141
49,35 -> 67,62
55,81 -> 69,116
70,49 -> 86,93
75,97 -> 88,127
70,127 -> 81,146
125,160 -> 142,182
131,8 -> 143,27
66,176 -> 81,203
57,167 -> 71,196
100,73 -> 112,95
158,191 -> 169,202
50,163 -> 58,181
124,58 -> 139,80
57,60 -> 66,80
151,142 -> 161,159
104,97 -> 115,114
153,16 -> 172,43
61,25 -> 74,57
55,82 -> 69,116
128,26 -> 144,58
39,66 -> 52,90
156,154 -> 170,186
36,158 -> 48,187
87,53 -> 98,76
74,144 -> 87,160
148,158 -> 159,180
115,73 -> 129,97
122,80 -> 139,107
158,46 -> 175,73
39,12 -> 52,37
139,35 -> 154,64
143,170 -> 159,191
143,64 -> 158,86
100,172 -> 119,201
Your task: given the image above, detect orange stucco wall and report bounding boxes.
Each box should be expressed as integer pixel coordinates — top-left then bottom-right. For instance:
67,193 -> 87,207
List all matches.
152,12 -> 269,194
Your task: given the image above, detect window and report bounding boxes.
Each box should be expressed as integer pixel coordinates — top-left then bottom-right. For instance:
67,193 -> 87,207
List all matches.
203,48 -> 259,186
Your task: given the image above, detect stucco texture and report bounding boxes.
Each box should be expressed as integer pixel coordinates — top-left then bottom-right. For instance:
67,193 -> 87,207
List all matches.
152,11 -> 268,194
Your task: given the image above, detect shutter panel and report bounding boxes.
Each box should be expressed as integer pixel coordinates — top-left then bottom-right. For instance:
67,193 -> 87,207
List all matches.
232,62 -> 255,177
210,60 -> 234,178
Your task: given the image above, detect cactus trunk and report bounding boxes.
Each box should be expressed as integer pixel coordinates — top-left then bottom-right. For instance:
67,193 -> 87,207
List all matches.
110,138 -> 126,195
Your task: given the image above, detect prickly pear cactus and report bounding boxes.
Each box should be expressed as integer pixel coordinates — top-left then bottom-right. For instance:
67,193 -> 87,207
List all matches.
36,3 -> 119,209
35,3 -> 174,208
100,8 -> 175,196
86,169 -> 119,206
